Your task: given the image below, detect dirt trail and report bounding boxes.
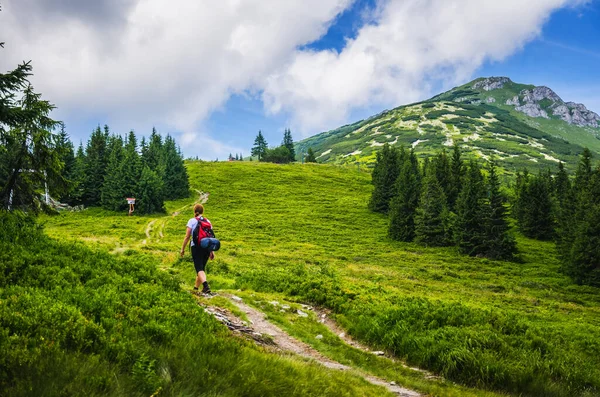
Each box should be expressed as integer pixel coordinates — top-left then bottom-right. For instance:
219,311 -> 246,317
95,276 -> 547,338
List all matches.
195,294 -> 421,397
172,190 -> 209,217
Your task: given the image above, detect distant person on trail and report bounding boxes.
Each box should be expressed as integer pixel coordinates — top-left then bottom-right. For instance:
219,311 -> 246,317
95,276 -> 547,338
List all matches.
181,203 -> 214,294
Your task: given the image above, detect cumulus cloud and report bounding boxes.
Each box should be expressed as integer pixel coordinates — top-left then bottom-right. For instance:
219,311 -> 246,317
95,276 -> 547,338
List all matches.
0,0 -> 351,157
264,0 -> 589,136
0,0 -> 588,157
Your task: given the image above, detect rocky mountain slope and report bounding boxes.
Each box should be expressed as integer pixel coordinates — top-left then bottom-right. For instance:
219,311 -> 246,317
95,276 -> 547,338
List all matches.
296,77 -> 600,172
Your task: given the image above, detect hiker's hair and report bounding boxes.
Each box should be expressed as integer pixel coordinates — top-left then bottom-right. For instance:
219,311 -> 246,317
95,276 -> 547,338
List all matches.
194,204 -> 204,216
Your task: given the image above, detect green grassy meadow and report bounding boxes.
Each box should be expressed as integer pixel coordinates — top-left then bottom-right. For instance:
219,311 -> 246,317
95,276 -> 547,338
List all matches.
40,161 -> 600,396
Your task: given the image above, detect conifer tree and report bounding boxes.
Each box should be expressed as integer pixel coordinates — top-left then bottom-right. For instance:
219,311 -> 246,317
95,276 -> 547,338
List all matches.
514,171 -> 554,240
162,135 -> 189,200
82,126 -> 109,206
414,167 -> 451,246
137,165 -> 165,214
122,130 -> 142,201
448,143 -> 464,211
433,149 -> 451,202
53,124 -> 75,201
369,143 -> 400,213
483,160 -> 517,260
101,135 -> 126,211
565,163 -> 600,286
142,128 -> 164,172
388,148 -> 420,241
68,143 -> 87,205
455,161 -> 486,256
306,147 -> 317,163
282,128 -> 295,161
251,130 -> 268,161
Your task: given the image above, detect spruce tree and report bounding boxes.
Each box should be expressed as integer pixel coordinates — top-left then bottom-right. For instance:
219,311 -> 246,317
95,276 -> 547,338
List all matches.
122,130 -> 142,201
433,149 -> 451,202
282,128 -> 295,161
388,148 -> 420,241
483,160 -> 517,260
68,143 -> 87,205
137,166 -> 165,214
448,143 -> 464,211
101,135 -> 126,211
566,165 -> 600,286
251,130 -> 268,161
369,143 -> 400,213
414,167 -> 451,246
143,128 -> 164,172
455,161 -> 486,256
82,126 -> 109,206
53,124 -> 76,201
515,171 -> 554,240
306,147 -> 317,163
162,135 -> 190,200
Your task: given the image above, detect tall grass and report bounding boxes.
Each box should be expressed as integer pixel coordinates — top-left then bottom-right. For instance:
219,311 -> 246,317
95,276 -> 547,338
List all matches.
43,161 -> 600,396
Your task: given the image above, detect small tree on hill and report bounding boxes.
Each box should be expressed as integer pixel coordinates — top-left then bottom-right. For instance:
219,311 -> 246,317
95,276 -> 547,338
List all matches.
414,167 -> 451,246
483,160 -> 517,260
306,147 -> 317,163
454,161 -> 487,256
448,143 -> 464,211
262,146 -> 292,163
251,130 -> 268,161
388,148 -> 420,241
82,126 -> 109,206
369,143 -> 400,213
282,128 -> 295,161
101,135 -> 126,211
137,165 -> 165,214
162,135 -> 189,200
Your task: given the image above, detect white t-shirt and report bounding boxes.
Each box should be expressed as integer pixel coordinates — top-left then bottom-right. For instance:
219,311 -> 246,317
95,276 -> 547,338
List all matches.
187,217 -> 199,246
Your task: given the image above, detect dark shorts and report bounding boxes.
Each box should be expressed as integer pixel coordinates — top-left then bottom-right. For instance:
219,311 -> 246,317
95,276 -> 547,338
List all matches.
191,245 -> 210,273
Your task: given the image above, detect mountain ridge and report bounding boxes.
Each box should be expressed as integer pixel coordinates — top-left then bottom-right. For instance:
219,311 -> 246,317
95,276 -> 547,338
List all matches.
296,76 -> 600,172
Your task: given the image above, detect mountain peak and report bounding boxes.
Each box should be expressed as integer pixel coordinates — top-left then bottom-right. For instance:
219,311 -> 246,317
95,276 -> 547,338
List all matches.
471,76 -> 513,91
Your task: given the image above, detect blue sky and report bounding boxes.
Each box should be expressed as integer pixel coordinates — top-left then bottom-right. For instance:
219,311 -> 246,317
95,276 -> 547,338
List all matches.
1,0 -> 598,159
203,1 -> 600,158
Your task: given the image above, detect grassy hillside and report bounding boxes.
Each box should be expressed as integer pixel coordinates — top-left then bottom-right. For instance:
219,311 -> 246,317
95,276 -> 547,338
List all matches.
1,212 -> 396,397
296,78 -> 600,174
41,161 -> 600,396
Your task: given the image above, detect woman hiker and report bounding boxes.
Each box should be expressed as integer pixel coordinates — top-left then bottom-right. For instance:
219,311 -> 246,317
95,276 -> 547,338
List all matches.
181,203 -> 214,294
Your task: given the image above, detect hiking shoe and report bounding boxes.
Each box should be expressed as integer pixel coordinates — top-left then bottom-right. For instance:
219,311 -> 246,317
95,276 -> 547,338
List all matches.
202,288 -> 215,296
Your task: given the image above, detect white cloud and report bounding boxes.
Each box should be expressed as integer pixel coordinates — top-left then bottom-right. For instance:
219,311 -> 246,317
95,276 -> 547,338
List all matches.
263,0 -> 589,136
0,0 -> 352,158
0,0 -> 590,158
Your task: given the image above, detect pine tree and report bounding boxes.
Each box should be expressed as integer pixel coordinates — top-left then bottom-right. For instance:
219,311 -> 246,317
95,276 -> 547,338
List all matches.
142,127 -> 163,172
433,149 -> 451,202
137,165 -> 165,214
565,164 -> 600,286
81,126 -> 109,206
53,124 -> 76,201
388,148 -> 420,241
483,160 -> 517,260
554,162 -> 574,263
414,167 -> 451,246
122,130 -> 142,201
306,147 -> 317,163
282,128 -> 295,161
455,161 -> 487,256
448,143 -> 464,211
369,143 -> 400,213
235,153 -> 239,161
162,135 -> 190,200
101,135 -> 126,211
0,84 -> 61,210
68,143 -> 87,205
514,170 -> 554,240
251,131 -> 268,161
